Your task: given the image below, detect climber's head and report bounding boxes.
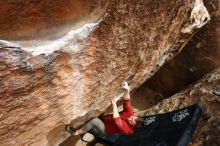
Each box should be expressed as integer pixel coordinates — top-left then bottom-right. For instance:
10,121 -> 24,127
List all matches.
127,115 -> 143,127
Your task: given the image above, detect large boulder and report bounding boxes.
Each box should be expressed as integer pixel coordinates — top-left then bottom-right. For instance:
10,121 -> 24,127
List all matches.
0,0 -> 210,146
142,0 -> 220,98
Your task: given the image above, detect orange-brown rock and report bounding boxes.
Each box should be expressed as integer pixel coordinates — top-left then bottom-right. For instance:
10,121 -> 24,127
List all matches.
142,0 -> 220,98
0,0 -> 108,41
0,0 -> 210,146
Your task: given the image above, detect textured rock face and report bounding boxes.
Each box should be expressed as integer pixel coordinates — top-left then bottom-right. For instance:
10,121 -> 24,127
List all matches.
142,0 -> 220,98
142,68 -> 220,146
0,0 -> 210,146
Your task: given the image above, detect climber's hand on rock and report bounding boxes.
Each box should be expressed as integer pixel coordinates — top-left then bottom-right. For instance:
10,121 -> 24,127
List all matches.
122,81 -> 130,91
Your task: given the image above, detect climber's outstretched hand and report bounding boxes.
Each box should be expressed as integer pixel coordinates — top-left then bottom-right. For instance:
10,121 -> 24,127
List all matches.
122,81 -> 130,91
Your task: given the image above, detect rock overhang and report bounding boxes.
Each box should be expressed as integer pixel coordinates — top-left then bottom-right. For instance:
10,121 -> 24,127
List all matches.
0,0 -> 213,146
0,0 -> 108,54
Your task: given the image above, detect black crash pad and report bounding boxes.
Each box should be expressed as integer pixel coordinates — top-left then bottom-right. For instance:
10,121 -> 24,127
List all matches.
96,103 -> 203,146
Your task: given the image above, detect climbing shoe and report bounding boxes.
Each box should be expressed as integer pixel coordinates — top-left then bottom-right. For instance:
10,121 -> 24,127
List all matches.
82,133 -> 95,142
65,125 -> 76,134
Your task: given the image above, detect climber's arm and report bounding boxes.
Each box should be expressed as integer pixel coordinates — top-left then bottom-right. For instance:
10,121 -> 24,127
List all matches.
123,89 -> 130,100
122,82 -> 130,100
121,82 -> 133,114
111,82 -> 132,118
111,99 -> 120,118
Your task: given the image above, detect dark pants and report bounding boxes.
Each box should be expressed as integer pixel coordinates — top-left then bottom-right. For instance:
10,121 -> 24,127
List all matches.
79,117 -> 120,144
89,127 -> 120,144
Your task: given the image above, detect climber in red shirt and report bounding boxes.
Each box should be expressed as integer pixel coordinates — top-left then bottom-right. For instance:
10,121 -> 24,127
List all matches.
66,82 -> 143,142
102,82 -> 138,134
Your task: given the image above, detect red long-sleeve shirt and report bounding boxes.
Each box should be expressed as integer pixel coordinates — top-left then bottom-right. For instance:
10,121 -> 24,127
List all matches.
102,99 -> 134,134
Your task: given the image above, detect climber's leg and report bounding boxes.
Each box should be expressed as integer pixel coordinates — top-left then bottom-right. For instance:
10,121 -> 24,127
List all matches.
66,117 -> 105,135
82,117 -> 105,134
89,127 -> 120,144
